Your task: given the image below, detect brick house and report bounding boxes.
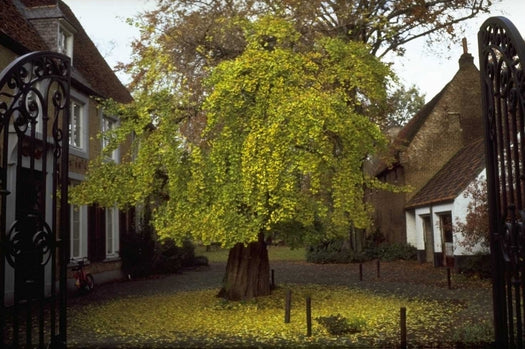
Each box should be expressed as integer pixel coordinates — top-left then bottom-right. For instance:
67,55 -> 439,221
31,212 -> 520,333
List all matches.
368,46 -> 486,266
1,0 -> 133,297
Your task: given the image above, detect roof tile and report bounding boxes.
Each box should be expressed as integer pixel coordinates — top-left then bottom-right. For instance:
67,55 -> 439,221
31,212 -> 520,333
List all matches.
1,0 -> 131,103
405,138 -> 486,209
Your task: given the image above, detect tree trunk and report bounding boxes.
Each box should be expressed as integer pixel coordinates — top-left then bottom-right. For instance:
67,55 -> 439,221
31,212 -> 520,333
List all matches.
218,233 -> 270,300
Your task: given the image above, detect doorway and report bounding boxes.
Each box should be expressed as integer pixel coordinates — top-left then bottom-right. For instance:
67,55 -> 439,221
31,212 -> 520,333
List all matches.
422,215 -> 433,263
440,213 -> 454,267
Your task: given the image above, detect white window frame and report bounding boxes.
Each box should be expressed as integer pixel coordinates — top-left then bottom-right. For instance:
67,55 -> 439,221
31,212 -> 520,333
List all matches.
69,95 -> 88,155
70,203 -> 88,260
105,206 -> 120,258
58,22 -> 74,61
101,114 -> 120,162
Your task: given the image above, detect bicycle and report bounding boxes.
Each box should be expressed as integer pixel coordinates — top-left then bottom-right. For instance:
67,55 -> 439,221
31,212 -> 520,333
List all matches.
71,258 -> 95,293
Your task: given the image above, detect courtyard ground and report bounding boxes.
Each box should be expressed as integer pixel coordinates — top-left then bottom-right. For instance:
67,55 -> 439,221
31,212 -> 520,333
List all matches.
66,258 -> 492,348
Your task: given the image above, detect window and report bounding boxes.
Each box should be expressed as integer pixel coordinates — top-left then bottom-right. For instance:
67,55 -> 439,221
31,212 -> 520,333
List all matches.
70,203 -> 87,259
440,213 -> 453,243
105,206 -> 119,257
69,99 -> 86,150
102,115 -> 119,161
58,25 -> 74,60
440,213 -> 454,265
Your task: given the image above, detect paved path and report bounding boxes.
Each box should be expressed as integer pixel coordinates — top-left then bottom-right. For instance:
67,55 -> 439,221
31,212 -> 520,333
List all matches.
69,259 -> 492,310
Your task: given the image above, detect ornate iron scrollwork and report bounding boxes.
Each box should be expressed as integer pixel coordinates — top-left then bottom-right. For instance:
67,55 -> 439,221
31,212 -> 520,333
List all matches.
0,51 -> 71,347
4,218 -> 54,269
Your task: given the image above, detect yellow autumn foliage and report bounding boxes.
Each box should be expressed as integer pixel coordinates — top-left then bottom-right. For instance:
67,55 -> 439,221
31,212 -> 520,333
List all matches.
68,285 -> 492,347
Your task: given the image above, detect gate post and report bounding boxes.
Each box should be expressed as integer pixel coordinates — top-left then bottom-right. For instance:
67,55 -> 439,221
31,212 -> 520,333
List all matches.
479,17 -> 525,348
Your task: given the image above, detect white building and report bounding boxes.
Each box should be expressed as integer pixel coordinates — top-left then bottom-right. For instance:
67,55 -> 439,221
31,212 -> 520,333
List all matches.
405,138 -> 488,268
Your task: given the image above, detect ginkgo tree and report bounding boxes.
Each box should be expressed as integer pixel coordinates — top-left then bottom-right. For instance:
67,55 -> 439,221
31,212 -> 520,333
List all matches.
71,16 -> 397,300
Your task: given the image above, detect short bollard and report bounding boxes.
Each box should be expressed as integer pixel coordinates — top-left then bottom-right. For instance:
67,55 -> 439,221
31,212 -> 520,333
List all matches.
284,289 -> 292,323
447,267 -> 451,290
306,296 -> 312,337
271,269 -> 275,289
400,307 -> 407,349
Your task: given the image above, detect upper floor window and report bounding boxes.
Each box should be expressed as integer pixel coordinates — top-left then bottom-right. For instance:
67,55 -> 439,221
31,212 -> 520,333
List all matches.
102,114 -> 119,162
69,98 -> 86,151
58,24 -> 74,60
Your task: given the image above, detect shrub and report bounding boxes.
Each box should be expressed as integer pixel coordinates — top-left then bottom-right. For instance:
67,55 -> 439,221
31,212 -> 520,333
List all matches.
306,240 -> 366,264
451,320 -> 493,345
120,227 -> 155,278
307,238 -> 417,264
456,253 -> 491,278
153,238 -> 197,274
121,222 -> 205,277
369,242 -> 418,261
316,314 -> 366,335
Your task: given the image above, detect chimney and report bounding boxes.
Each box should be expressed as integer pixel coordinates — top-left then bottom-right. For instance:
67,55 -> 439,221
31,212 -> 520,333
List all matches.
459,38 -> 474,68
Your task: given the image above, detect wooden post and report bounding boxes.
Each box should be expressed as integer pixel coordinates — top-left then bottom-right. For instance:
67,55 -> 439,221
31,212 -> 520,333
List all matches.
359,263 -> 363,281
271,269 -> 275,289
284,289 -> 291,323
306,296 -> 312,337
400,307 -> 407,349
447,267 -> 451,289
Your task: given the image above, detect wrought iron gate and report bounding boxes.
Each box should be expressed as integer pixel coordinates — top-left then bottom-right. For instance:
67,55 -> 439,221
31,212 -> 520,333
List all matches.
0,52 -> 71,348
479,17 -> 525,348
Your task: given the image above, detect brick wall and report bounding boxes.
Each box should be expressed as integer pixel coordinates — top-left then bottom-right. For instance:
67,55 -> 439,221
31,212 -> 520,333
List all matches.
370,53 -> 482,243
403,53 -> 482,201
368,165 -> 407,243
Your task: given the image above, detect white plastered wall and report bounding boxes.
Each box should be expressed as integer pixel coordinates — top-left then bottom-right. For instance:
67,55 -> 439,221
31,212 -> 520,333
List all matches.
405,169 -> 488,258
451,169 -> 488,256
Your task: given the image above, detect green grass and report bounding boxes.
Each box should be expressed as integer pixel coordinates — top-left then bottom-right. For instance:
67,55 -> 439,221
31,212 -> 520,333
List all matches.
196,245 -> 306,263
68,284 -> 493,348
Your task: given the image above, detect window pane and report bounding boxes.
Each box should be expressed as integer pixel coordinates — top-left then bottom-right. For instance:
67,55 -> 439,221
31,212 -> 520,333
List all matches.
102,116 -> 118,160
69,101 -> 83,148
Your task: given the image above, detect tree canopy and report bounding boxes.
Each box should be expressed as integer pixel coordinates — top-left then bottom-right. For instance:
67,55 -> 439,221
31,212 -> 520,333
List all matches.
122,0 -> 491,130
71,1 -> 495,299
71,16 -> 396,247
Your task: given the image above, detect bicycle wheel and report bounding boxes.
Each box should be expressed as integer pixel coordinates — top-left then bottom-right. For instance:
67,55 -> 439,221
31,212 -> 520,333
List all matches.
85,274 -> 95,292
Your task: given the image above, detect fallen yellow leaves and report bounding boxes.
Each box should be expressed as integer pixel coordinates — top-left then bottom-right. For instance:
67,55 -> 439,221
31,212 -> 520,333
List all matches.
67,284 -> 492,347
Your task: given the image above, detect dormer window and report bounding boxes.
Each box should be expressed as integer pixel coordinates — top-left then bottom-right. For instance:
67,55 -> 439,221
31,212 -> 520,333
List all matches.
58,24 -> 74,61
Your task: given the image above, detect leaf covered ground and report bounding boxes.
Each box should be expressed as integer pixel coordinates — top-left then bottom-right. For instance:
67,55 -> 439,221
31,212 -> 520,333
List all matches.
67,259 -> 493,348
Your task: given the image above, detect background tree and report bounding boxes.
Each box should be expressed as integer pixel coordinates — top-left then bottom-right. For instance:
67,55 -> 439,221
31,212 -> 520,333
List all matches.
384,84 -> 426,129
122,0 -> 492,127
455,177 -> 489,253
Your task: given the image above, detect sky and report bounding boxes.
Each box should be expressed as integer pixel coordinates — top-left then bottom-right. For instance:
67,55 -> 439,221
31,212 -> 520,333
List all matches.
63,0 -> 525,102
